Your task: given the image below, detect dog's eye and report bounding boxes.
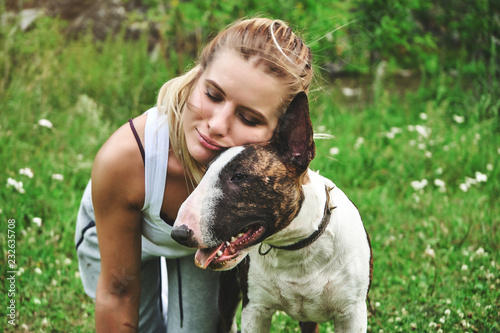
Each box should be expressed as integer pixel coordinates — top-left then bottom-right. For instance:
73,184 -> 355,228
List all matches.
230,173 -> 248,182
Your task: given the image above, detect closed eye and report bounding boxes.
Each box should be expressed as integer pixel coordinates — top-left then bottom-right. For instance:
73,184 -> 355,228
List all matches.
238,113 -> 260,127
205,89 -> 222,102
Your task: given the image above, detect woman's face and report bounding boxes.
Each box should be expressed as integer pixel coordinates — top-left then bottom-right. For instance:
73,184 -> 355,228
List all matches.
183,50 -> 287,165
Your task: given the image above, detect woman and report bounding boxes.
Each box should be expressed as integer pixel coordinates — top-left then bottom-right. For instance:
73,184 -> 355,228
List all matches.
75,17 -> 313,332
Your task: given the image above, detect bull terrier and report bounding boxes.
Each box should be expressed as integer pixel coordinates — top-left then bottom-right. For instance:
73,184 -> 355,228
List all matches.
171,92 -> 373,333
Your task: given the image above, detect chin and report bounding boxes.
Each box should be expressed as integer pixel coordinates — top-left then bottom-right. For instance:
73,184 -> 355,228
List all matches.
187,144 -> 217,166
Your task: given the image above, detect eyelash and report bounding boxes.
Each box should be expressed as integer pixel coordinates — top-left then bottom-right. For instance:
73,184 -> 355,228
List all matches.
205,90 -> 222,102
239,114 -> 259,127
205,89 -> 260,127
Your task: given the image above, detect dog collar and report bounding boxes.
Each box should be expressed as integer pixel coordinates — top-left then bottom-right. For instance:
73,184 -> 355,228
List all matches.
259,185 -> 336,255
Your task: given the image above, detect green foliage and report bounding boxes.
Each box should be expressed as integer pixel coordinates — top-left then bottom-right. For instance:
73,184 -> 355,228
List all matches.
351,0 -> 500,74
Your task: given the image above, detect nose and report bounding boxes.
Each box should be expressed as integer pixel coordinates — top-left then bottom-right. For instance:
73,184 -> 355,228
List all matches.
171,225 -> 199,248
207,104 -> 233,137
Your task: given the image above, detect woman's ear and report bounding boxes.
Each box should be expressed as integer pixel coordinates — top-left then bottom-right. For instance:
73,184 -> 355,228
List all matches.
271,92 -> 315,175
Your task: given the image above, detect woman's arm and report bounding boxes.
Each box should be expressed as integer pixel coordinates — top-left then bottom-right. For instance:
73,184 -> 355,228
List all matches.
91,123 -> 146,332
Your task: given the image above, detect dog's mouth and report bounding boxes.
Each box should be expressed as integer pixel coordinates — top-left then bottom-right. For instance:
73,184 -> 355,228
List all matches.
195,223 -> 266,270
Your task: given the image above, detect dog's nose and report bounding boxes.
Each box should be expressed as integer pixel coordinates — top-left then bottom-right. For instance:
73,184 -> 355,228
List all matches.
171,225 -> 199,247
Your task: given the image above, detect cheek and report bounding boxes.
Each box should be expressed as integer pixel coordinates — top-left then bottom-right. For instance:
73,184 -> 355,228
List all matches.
232,127 -> 276,146
186,88 -> 206,118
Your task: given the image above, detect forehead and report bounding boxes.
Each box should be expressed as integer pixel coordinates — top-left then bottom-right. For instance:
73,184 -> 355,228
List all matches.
202,51 -> 287,118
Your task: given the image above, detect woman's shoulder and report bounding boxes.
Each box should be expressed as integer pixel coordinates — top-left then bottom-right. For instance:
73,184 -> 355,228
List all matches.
92,115 -> 148,209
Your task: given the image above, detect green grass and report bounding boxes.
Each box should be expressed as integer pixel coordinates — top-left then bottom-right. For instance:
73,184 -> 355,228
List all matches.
1,14 -> 499,333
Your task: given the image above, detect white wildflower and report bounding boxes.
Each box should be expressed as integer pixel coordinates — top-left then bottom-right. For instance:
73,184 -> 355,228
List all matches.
429,322 -> 437,328
51,173 -> 64,181
415,125 -> 431,138
475,172 -> 487,182
459,183 -> 469,192
38,119 -> 53,128
63,258 -> 72,266
445,309 -> 451,316
439,316 -> 446,324
19,168 -> 34,178
425,151 -> 432,158
453,115 -> 465,124
417,143 -> 426,150
486,164 -> 493,171
329,147 -> 340,155
434,179 -> 445,187
410,323 -> 417,330
341,87 -> 361,97
475,247 -> 486,256
34,267 -> 42,275
434,179 -> 446,192
33,298 -> 41,305
391,127 -> 403,134
7,177 -> 25,194
354,137 -> 364,149
411,179 -> 428,191
424,246 -> 436,259
461,264 -> 468,271
419,113 -> 428,120
32,217 -> 42,227
435,167 -> 443,175
465,177 -> 477,186
317,125 -> 327,132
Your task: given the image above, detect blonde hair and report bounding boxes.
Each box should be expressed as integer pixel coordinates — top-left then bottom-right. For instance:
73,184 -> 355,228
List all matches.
157,17 -> 313,184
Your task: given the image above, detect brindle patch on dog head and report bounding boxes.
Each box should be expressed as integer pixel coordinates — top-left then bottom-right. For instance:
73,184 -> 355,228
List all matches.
204,143 -> 304,247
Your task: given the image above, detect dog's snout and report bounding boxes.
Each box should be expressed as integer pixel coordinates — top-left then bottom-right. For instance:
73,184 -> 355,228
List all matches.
171,225 -> 199,248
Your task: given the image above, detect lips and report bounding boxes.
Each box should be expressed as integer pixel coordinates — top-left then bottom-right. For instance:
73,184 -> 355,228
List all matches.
197,130 -> 226,151
194,223 -> 266,270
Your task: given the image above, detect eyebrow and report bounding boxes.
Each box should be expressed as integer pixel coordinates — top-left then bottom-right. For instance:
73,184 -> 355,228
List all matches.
205,79 -> 269,124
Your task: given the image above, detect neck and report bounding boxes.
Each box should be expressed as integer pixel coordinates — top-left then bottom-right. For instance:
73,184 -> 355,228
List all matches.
264,170 -> 329,248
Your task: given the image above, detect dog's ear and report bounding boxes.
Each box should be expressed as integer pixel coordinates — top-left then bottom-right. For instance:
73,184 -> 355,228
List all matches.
272,92 -> 315,174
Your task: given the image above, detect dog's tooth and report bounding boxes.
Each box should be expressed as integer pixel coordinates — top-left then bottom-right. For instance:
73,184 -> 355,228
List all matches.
231,236 -> 237,242
225,241 -> 231,247
217,250 -> 223,257
237,233 -> 244,238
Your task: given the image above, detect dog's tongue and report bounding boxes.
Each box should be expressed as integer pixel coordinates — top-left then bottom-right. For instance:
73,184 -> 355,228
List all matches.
195,243 -> 224,269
